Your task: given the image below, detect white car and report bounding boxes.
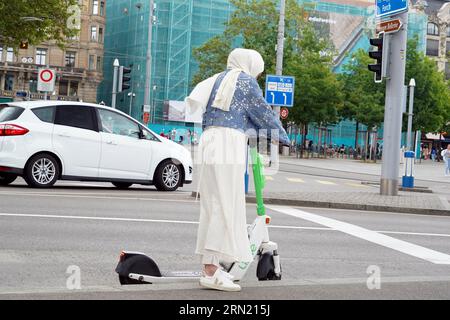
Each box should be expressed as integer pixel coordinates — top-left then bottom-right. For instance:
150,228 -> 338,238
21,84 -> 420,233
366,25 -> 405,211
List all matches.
0,101 -> 193,191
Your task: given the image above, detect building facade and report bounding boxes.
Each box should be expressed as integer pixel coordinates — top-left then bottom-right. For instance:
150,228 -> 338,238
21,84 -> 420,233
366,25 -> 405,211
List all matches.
418,0 -> 450,79
0,0 -> 106,103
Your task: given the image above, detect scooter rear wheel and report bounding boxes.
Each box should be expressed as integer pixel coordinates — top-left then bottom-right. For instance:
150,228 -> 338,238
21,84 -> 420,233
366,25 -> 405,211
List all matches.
119,275 -> 148,285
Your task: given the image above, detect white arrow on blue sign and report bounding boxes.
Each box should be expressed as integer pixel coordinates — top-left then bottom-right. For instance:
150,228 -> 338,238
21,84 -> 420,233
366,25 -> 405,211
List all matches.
265,75 -> 295,107
376,0 -> 408,18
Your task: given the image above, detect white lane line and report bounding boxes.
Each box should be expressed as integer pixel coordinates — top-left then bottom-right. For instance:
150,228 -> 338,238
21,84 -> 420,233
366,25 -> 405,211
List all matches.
0,213 -> 199,225
0,191 -> 194,203
268,205 -> 450,265
286,178 -> 305,183
2,213 -> 450,240
316,180 -> 336,185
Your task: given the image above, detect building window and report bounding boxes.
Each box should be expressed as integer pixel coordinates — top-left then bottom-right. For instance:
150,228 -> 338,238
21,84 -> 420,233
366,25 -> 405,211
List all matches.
91,26 -> 98,41
426,39 -> 440,56
6,48 -> 14,62
36,48 -> 47,65
0,47 -> 3,62
4,74 -> 14,91
59,80 -> 69,96
447,26 -> 450,38
100,1 -> 105,16
88,55 -> 96,70
427,22 -> 439,36
70,81 -> 79,96
65,52 -> 76,67
92,0 -> 99,15
96,56 -> 103,72
29,77 -> 38,93
99,27 -> 104,43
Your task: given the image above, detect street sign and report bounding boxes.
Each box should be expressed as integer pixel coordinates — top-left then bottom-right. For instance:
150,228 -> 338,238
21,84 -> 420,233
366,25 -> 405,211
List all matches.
376,0 -> 408,18
280,108 -> 289,120
265,75 -> 295,107
376,19 -> 402,34
37,68 -> 56,92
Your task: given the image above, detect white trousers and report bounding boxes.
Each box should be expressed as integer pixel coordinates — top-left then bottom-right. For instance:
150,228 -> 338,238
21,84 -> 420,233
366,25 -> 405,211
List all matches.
195,127 -> 253,265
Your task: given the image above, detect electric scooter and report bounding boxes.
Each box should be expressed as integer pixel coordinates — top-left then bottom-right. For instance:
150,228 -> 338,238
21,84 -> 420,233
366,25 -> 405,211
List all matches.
115,147 -> 282,285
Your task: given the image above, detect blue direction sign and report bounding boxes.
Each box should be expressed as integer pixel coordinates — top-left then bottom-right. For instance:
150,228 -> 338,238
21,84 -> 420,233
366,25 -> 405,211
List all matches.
265,75 -> 295,107
376,0 -> 408,18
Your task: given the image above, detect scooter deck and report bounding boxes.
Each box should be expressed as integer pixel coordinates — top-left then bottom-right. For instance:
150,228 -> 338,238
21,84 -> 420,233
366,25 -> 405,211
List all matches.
129,271 -> 202,284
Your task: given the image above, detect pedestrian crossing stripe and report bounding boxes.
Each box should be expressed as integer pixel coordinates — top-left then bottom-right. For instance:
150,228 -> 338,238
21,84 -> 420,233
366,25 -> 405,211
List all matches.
265,176 -> 274,181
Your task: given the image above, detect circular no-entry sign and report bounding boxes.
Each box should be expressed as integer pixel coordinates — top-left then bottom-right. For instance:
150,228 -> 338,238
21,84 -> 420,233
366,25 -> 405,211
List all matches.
40,69 -> 54,83
280,108 -> 289,120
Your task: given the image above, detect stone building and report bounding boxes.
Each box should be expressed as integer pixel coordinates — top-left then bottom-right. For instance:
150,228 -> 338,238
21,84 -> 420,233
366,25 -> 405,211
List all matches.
414,0 -> 450,78
0,0 -> 106,103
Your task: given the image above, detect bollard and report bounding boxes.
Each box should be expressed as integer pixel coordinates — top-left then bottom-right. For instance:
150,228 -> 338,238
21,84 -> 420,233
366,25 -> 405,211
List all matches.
402,151 -> 415,188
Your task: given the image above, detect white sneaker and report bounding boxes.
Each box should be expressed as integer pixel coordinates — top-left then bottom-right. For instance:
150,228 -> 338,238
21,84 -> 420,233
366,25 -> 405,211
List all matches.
199,269 -> 241,292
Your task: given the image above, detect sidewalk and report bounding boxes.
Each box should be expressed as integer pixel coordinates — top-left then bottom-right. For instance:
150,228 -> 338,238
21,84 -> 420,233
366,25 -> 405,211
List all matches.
246,191 -> 450,216
279,155 -> 450,184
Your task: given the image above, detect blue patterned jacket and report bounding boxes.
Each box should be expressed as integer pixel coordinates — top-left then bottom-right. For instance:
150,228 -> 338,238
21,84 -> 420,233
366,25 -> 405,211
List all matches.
202,71 -> 290,146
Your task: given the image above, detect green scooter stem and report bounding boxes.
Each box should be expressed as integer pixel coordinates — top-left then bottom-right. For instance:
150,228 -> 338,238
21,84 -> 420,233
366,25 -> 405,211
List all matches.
250,147 -> 266,216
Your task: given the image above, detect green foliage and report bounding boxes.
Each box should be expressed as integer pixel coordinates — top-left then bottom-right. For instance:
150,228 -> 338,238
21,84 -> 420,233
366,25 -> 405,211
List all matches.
338,49 -> 385,130
405,38 -> 450,133
0,0 -> 79,49
192,0 -> 343,131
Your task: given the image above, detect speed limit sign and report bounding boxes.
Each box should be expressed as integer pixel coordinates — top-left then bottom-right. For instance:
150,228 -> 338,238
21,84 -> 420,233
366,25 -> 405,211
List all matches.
280,108 -> 289,120
37,68 -> 56,92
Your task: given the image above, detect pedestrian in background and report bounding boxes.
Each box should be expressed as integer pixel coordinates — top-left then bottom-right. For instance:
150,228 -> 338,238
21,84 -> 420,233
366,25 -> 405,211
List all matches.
441,145 -> 450,176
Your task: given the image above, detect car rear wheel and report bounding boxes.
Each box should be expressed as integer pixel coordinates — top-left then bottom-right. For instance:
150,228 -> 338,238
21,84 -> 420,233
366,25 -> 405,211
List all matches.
0,174 -> 17,186
112,182 -> 133,189
154,160 -> 182,192
24,154 -> 60,188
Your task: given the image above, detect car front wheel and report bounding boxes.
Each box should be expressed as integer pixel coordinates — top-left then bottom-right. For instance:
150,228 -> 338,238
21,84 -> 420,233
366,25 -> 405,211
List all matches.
24,154 -> 60,188
0,174 -> 17,186
154,161 -> 182,192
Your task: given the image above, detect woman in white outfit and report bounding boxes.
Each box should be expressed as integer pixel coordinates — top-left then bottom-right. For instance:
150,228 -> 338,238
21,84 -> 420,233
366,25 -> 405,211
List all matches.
186,49 -> 290,292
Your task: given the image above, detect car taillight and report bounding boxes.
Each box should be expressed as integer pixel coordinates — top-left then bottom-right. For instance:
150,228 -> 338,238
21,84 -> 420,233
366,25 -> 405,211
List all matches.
0,124 -> 29,136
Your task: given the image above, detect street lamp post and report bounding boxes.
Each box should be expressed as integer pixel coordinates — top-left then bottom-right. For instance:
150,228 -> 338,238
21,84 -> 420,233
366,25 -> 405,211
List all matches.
112,59 -> 120,109
128,92 -> 136,116
406,78 -> 416,152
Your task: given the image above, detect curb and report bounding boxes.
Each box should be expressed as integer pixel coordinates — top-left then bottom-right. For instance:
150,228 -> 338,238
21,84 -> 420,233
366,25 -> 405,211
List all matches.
191,192 -> 450,216
245,196 -> 450,217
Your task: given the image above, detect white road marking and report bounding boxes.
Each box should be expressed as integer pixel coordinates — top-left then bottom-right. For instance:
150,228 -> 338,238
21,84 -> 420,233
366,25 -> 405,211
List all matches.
268,205 -> 450,265
286,177 -> 305,183
0,191 -> 193,203
1,213 -> 450,240
265,176 -> 274,181
0,213 -> 199,225
316,180 -> 336,185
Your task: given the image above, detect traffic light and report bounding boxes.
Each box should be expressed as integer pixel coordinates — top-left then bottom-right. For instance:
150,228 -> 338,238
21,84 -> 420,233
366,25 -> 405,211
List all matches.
118,66 -> 132,92
368,33 -> 389,83
19,41 -> 28,50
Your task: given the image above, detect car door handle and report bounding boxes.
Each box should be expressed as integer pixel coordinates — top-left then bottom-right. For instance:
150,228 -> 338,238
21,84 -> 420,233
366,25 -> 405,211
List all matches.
106,141 -> 118,146
58,133 -> 71,138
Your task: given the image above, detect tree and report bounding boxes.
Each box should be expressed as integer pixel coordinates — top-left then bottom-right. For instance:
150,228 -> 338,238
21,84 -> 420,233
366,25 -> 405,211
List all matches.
404,38 -> 450,134
338,49 -> 385,159
192,0 -> 343,154
286,26 -> 343,154
0,0 -> 79,49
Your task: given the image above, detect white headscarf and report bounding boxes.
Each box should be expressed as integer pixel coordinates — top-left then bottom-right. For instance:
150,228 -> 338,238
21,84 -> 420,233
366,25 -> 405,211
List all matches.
185,48 -> 265,116
212,48 -> 265,112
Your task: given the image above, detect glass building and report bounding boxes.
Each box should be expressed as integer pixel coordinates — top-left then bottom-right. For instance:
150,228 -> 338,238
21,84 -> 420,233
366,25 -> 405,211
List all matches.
98,0 -> 428,146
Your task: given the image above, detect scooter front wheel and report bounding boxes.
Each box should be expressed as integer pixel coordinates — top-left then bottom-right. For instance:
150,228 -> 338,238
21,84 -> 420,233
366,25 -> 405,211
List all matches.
256,252 -> 282,281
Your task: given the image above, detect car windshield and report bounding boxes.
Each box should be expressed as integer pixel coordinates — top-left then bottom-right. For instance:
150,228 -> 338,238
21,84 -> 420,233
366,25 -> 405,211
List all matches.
0,105 -> 25,122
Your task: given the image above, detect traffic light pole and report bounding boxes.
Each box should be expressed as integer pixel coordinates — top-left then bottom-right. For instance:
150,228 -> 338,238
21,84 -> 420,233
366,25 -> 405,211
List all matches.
380,11 -> 408,196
